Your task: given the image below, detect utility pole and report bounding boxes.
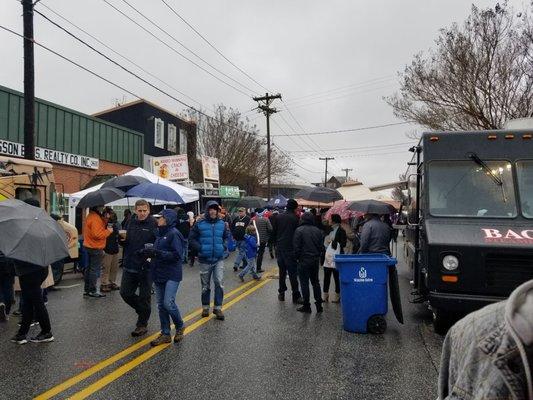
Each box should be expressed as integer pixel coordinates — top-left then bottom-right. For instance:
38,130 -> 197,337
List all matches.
319,157 -> 335,187
253,93 -> 282,201
341,168 -> 353,181
22,0 -> 35,160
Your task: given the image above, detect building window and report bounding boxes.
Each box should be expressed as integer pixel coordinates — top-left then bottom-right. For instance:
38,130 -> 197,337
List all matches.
154,118 -> 164,149
168,124 -> 177,153
179,129 -> 188,154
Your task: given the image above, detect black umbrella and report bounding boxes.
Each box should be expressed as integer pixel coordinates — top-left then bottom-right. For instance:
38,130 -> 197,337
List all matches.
294,187 -> 343,203
236,196 -> 267,209
0,199 -> 69,266
101,175 -> 150,192
347,199 -> 396,215
77,187 -> 125,208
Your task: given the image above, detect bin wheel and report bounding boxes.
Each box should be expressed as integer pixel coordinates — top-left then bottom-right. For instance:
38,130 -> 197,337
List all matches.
367,315 -> 387,334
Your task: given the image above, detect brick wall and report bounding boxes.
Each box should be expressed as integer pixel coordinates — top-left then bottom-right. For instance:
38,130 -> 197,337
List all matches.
54,160 -> 135,193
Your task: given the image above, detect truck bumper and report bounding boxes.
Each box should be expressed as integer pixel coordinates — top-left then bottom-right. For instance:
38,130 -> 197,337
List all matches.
428,291 -> 507,313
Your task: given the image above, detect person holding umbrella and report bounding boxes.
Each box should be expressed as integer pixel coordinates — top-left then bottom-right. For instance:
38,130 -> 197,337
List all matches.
0,199 -> 69,344
358,214 -> 392,255
82,206 -> 113,298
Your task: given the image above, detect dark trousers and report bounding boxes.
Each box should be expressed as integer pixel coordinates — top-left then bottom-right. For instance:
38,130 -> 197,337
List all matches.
0,275 -> 14,314
257,242 -> 267,271
268,242 -> 275,258
51,259 -> 65,285
18,268 -> 51,335
120,270 -> 152,328
277,250 -> 300,298
323,268 -> 340,293
297,258 -> 322,306
84,248 -> 104,293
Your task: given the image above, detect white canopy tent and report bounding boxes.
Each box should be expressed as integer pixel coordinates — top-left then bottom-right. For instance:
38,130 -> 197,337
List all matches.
68,168 -> 199,223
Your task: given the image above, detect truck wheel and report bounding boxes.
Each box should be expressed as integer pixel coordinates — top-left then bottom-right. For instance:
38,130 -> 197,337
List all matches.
367,315 -> 387,334
432,308 -> 453,335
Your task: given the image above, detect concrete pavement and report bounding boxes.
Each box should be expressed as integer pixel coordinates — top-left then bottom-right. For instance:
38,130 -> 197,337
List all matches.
0,248 -> 443,400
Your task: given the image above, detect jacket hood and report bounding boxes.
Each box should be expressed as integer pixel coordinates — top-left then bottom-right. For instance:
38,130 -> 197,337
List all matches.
300,212 -> 315,225
505,279 -> 533,399
204,200 -> 220,220
160,209 -> 177,227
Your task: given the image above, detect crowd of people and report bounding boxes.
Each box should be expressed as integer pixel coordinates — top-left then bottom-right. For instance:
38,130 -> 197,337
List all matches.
0,196 -> 394,346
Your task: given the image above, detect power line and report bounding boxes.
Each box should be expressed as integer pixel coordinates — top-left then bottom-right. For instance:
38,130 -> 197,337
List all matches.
272,143 -> 321,174
0,23 -> 263,140
101,0 -> 251,97
159,0 -> 270,93
37,2 -> 203,108
118,0 -> 257,95
272,121 -> 414,137
293,150 -> 408,159
287,141 -> 416,153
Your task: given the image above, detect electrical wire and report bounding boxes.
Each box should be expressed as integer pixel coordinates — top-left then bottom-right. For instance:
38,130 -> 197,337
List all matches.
117,0 -> 257,95
37,2 -> 203,108
159,0 -> 270,93
100,0 -> 251,97
287,141 -> 417,153
272,121 -> 414,137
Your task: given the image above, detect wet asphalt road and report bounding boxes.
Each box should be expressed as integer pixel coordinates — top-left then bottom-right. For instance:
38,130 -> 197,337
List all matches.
0,243 -> 444,400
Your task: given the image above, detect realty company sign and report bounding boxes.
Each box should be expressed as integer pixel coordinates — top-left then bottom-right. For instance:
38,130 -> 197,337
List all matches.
0,139 -> 99,170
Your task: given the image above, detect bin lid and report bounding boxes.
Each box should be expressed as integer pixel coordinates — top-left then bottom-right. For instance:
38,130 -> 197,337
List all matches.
334,253 -> 396,265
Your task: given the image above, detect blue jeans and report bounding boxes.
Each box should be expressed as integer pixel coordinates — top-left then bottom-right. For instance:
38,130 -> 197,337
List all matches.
200,260 -> 224,309
183,239 -> 189,262
239,257 -> 258,278
234,240 -> 248,268
154,280 -> 184,335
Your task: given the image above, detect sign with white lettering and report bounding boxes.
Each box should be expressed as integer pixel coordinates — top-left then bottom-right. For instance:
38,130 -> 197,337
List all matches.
0,139 -> 99,170
482,228 -> 533,244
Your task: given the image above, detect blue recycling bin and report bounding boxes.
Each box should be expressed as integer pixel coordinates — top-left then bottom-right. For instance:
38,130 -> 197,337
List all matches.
334,254 -> 398,334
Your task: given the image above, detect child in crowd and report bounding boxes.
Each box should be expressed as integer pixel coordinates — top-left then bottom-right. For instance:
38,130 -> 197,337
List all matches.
238,225 -> 260,282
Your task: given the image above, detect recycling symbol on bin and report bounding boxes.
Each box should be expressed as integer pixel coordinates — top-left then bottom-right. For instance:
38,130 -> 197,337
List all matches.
359,267 -> 367,279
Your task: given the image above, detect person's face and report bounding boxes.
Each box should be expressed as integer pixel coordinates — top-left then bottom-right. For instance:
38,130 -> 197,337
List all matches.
208,208 -> 218,219
157,217 -> 166,227
135,205 -> 150,221
238,210 -> 245,218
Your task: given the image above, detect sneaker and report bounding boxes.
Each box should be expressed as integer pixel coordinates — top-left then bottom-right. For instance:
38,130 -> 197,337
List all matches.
316,302 -> 324,313
131,326 -> 148,337
110,283 -> 120,291
30,332 -> 54,343
297,305 -> 312,313
150,334 -> 171,347
331,293 -> 341,303
292,295 -> 304,305
0,303 -> 6,322
83,292 -> 90,297
88,292 -> 106,298
213,309 -> 225,321
238,275 -> 244,282
252,275 -> 261,280
278,292 -> 285,301
201,308 -> 209,318
322,293 -> 329,302
100,285 -> 112,293
174,327 -> 185,343
18,320 -> 39,327
10,334 -> 28,345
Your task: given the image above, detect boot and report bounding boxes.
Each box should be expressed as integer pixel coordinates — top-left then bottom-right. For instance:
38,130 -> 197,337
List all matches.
201,308 -> 209,318
297,304 -> 312,313
331,293 -> 341,303
174,327 -> 185,343
278,292 -> 285,301
292,292 -> 303,304
131,326 -> 148,337
322,292 -> 329,302
316,302 -> 324,313
213,309 -> 225,321
150,334 -> 171,347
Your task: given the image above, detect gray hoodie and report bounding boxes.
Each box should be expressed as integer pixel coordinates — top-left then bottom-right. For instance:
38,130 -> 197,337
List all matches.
438,280 -> 533,399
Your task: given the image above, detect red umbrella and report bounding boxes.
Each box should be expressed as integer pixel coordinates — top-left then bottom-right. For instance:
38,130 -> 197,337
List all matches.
324,200 -> 363,221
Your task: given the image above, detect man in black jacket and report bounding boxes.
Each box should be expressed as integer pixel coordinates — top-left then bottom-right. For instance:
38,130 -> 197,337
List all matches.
231,208 -> 250,271
294,212 -> 324,313
271,199 -> 302,303
119,199 -> 157,337
358,214 -> 392,255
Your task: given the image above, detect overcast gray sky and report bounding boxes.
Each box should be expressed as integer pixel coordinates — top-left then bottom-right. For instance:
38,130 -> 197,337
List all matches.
1,0 -> 522,187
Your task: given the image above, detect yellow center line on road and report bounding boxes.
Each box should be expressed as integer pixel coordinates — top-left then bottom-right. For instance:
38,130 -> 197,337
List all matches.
67,277 -> 274,400
34,270 -> 276,400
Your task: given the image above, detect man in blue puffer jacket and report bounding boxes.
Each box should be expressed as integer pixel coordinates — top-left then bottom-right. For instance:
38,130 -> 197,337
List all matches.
189,201 -> 228,320
143,209 -> 186,347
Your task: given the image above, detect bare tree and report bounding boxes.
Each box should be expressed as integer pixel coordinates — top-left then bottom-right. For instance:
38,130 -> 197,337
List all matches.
387,2 -> 533,130
391,173 -> 408,204
187,105 -> 292,193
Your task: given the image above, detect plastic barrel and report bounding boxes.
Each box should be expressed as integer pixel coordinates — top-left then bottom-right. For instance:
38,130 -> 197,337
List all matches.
334,254 -> 397,333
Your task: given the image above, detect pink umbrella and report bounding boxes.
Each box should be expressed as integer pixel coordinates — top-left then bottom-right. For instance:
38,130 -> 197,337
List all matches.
324,200 -> 363,221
